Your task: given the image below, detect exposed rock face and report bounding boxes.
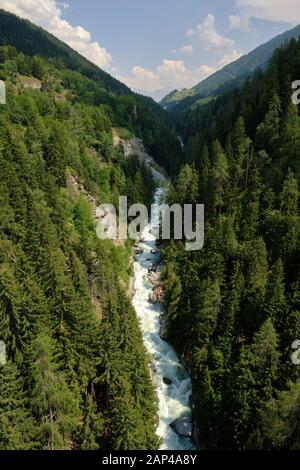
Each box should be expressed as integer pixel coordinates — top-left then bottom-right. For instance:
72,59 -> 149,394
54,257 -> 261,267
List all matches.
149,283 -> 164,305
153,284 -> 164,303
159,311 -> 170,341
149,290 -> 158,304
67,172 -> 125,248
147,271 -> 160,285
112,130 -> 167,184
95,206 -> 117,241
19,75 -> 42,90
170,417 -> 193,438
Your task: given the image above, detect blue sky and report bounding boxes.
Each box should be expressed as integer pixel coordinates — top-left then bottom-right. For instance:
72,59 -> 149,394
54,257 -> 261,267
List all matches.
0,0 -> 299,99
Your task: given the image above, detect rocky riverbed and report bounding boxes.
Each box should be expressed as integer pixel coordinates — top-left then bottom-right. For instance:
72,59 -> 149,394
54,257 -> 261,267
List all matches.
132,186 -> 196,450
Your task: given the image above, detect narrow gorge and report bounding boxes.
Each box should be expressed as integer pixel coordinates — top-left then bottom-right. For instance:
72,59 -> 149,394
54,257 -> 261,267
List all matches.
124,144 -> 196,450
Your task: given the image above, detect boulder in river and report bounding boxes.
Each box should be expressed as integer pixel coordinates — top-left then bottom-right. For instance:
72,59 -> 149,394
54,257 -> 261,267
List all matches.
159,312 -> 170,340
163,377 -> 172,385
148,264 -> 156,273
170,417 -> 193,438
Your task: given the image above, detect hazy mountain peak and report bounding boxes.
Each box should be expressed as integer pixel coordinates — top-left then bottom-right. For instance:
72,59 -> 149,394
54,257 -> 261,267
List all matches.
160,24 -> 300,112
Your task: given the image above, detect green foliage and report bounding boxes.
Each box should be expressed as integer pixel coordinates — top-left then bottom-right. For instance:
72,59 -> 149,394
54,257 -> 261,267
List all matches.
249,380 -> 300,449
0,21 -> 169,448
162,36 -> 300,449
0,362 -> 35,449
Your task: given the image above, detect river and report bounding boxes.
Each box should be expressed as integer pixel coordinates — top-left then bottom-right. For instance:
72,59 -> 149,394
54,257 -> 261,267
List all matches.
132,185 -> 196,451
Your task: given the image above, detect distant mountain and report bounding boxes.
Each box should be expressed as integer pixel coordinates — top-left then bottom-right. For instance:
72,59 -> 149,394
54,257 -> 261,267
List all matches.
160,24 -> 300,113
0,9 -> 130,94
131,86 -> 174,103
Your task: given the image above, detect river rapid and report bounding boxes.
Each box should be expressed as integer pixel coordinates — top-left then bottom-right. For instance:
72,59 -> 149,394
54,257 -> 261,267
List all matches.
132,185 -> 196,451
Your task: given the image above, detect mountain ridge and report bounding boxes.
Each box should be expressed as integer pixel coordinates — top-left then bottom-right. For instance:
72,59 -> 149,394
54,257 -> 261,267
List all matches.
0,8 -> 130,94
160,24 -> 300,113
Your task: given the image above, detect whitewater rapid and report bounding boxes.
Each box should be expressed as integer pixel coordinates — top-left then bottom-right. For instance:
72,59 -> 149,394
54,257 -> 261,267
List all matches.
132,187 -> 196,451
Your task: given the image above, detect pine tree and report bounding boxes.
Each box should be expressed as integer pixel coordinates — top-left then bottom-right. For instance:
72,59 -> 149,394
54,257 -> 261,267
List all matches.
210,140 -> 229,216
73,194 -> 94,263
230,117 -> 252,191
0,362 -> 35,450
44,123 -> 68,186
219,261 -> 244,363
279,103 -> 300,177
174,164 -> 199,206
256,93 -> 282,156
241,238 -> 268,335
264,258 -> 287,328
79,396 -> 104,450
26,333 -> 80,450
229,320 -> 279,449
250,380 -> 300,449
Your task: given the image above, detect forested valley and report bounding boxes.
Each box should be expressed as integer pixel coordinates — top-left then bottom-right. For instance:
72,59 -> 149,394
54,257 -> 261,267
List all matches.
0,10 -> 182,450
162,38 -> 300,449
0,7 -> 300,453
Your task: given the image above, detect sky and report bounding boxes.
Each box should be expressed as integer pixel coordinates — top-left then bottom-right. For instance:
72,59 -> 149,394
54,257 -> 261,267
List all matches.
0,0 -> 299,100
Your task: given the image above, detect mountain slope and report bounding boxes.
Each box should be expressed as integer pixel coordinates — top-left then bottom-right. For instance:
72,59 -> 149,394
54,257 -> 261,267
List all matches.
0,10 -> 183,450
161,24 -> 300,113
0,8 -> 129,94
0,9 -> 182,172
161,34 -> 300,450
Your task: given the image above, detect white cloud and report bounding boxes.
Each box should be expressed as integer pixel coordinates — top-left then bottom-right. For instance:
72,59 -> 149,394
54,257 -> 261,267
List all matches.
172,45 -> 193,55
118,42 -> 244,100
118,59 -> 194,96
194,53 -> 242,87
120,65 -> 161,94
186,28 -> 195,37
58,1 -> 69,9
157,59 -> 188,75
228,14 -> 250,31
235,0 -> 300,25
0,0 -> 112,70
179,44 -> 194,54
118,58 -> 219,99
187,13 -> 235,50
196,65 -> 216,77
218,49 -> 243,67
